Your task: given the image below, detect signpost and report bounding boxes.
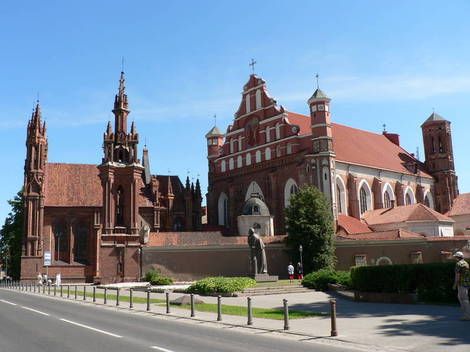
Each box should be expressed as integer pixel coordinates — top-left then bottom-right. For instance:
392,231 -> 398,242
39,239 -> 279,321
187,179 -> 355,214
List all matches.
44,251 -> 51,280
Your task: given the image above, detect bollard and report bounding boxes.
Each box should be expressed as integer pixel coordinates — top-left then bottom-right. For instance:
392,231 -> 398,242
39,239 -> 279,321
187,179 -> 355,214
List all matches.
30,283 -> 32,292
54,285 -> 57,296
129,288 -> 133,309
83,286 -> 86,301
74,285 -> 77,300
116,288 -> 120,306
93,286 -> 96,303
60,285 -> 63,297
34,284 -> 36,293
43,284 -> 45,294
190,293 -> 195,317
283,299 -> 290,330
247,297 -> 253,325
104,288 -> 108,305
48,284 -> 51,295
330,299 -> 338,337
146,288 -> 150,311
67,285 -> 70,299
217,295 -> 222,322
165,291 -> 170,314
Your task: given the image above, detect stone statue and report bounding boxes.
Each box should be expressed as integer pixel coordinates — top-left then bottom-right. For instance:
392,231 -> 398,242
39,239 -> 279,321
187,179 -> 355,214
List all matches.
139,224 -> 150,244
248,227 -> 268,274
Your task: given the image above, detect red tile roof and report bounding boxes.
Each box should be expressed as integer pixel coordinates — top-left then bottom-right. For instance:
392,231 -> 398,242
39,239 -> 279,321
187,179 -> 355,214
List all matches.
337,214 -> 372,234
44,163 -> 102,207
148,232 -> 286,247
363,203 -> 454,226
447,193 -> 470,216
285,112 -> 431,178
337,229 -> 425,241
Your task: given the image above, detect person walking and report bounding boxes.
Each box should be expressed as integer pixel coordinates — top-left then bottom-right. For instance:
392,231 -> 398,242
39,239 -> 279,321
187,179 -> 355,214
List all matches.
296,262 -> 303,280
287,262 -> 295,283
452,251 -> 470,320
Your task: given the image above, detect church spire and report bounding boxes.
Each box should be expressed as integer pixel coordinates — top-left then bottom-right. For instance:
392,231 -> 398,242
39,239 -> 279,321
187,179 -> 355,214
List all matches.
113,71 -> 130,135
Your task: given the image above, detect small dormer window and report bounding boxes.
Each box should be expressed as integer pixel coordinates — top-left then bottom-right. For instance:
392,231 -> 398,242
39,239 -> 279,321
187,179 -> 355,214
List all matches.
253,205 -> 260,215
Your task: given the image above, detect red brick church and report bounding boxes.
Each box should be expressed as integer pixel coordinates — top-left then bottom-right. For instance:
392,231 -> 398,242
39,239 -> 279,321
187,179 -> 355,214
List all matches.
206,74 -> 459,236
21,72 -> 202,283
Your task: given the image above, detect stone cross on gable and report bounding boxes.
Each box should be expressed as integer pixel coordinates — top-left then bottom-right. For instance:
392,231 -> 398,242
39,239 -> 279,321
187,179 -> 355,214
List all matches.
249,58 -> 257,74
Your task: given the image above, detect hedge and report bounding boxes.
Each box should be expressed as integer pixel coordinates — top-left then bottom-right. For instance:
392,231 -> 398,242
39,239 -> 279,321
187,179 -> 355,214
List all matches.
351,262 -> 458,303
144,269 -> 173,286
302,269 -> 351,291
187,277 -> 256,295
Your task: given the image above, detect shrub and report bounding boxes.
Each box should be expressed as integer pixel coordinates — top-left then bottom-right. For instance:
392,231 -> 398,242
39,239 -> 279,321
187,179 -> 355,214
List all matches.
351,262 -> 458,304
144,269 -> 173,286
187,277 -> 256,295
302,269 -> 351,291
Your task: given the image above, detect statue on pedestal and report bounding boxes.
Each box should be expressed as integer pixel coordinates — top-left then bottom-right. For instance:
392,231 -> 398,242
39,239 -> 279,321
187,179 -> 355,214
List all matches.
248,227 -> 267,275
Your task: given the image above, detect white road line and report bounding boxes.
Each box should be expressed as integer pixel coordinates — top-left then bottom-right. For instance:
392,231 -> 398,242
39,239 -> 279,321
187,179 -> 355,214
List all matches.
21,306 -> 50,316
60,318 -> 122,338
151,346 -> 175,352
0,299 -> 17,306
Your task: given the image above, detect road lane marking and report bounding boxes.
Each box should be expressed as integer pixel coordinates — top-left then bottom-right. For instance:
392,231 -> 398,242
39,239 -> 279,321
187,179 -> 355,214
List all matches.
151,346 -> 175,352
60,318 -> 122,338
21,306 -> 50,316
0,299 -> 17,306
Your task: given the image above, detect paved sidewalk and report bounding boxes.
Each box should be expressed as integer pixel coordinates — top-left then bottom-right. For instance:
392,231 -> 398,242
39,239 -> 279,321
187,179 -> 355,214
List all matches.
5,285 -> 470,352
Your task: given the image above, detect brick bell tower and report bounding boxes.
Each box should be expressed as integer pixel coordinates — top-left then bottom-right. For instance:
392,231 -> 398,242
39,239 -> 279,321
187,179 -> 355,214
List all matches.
205,123 -> 224,226
99,71 -> 142,235
308,81 -> 337,217
23,102 -> 48,258
421,112 -> 459,213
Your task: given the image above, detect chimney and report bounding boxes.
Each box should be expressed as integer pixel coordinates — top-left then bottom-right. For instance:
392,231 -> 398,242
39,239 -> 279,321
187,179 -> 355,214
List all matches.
383,132 -> 400,146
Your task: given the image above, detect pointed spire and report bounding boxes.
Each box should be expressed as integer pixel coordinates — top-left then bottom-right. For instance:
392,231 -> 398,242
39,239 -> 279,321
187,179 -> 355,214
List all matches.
118,71 -> 126,97
130,120 -> 136,135
185,176 -> 191,191
106,121 -> 113,134
167,174 -> 174,197
195,179 -> 201,199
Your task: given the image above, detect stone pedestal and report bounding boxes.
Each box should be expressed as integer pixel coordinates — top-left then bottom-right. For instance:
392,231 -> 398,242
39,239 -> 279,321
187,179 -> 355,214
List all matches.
253,273 -> 278,282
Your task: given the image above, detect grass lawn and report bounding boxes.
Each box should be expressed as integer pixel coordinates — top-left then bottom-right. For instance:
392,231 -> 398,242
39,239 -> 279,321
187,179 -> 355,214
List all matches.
66,289 -> 324,320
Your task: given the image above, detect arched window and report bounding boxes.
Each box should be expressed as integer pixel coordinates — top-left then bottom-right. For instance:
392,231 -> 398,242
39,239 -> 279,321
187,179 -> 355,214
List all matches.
218,193 -> 229,226
245,181 -> 264,201
73,222 -> 88,265
53,221 -> 68,262
255,89 -> 262,109
230,139 -> 234,154
229,158 -> 234,170
245,93 -> 251,113
382,183 -> 394,208
438,137 -> 444,153
404,187 -> 415,205
255,150 -> 261,163
358,181 -> 372,215
336,176 -> 347,215
238,135 -> 243,151
286,143 -> 292,154
237,155 -> 243,168
376,256 -> 393,266
424,191 -> 434,209
265,127 -> 271,143
275,123 -> 281,140
265,147 -> 271,160
284,178 -> 298,208
221,160 -> 226,172
246,153 -> 251,166
116,186 -> 124,226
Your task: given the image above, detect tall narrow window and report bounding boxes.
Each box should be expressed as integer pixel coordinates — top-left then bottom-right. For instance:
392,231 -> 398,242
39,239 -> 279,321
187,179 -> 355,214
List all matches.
255,150 -> 262,163
336,184 -> 342,214
255,89 -> 262,109
405,193 -> 412,205
246,153 -> 252,166
265,147 -> 271,160
360,187 -> 368,214
245,93 -> 251,113
53,222 -> 68,262
116,186 -> 124,226
73,223 -> 88,265
384,191 -> 391,208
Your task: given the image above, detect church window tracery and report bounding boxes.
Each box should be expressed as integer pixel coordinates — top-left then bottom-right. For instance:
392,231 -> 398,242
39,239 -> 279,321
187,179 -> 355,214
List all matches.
116,186 -> 125,226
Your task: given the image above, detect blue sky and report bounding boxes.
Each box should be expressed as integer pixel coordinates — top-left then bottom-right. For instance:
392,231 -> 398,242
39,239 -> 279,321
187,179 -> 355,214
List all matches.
1,1 -> 470,221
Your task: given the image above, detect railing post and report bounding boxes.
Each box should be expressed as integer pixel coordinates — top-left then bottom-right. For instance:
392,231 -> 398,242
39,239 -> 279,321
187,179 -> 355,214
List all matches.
190,293 -> 195,317
217,295 -> 222,321
34,283 -> 37,293
146,288 -> 151,311
116,288 -> 120,306
93,286 -> 96,303
42,284 -> 45,294
104,288 -> 107,305
74,285 -> 77,300
247,297 -> 253,326
67,285 -> 70,299
283,299 -> 290,330
129,288 -> 133,309
83,286 -> 86,301
54,285 -> 57,296
165,291 -> 170,314
48,283 -> 51,295
60,285 -> 63,297
330,299 -> 338,337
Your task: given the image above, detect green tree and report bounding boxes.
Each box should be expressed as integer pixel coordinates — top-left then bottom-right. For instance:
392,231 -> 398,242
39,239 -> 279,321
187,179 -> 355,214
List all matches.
285,185 -> 335,273
0,190 -> 24,279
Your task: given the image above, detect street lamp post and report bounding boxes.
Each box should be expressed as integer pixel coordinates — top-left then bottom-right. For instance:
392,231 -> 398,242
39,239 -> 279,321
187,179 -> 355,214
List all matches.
299,245 -> 303,272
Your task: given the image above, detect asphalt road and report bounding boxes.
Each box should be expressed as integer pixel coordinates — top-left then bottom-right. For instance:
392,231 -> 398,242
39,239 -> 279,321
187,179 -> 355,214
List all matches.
0,289 -> 354,352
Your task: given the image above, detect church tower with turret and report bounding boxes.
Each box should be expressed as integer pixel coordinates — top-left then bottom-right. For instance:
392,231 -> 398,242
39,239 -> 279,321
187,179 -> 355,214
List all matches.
421,112 -> 459,213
